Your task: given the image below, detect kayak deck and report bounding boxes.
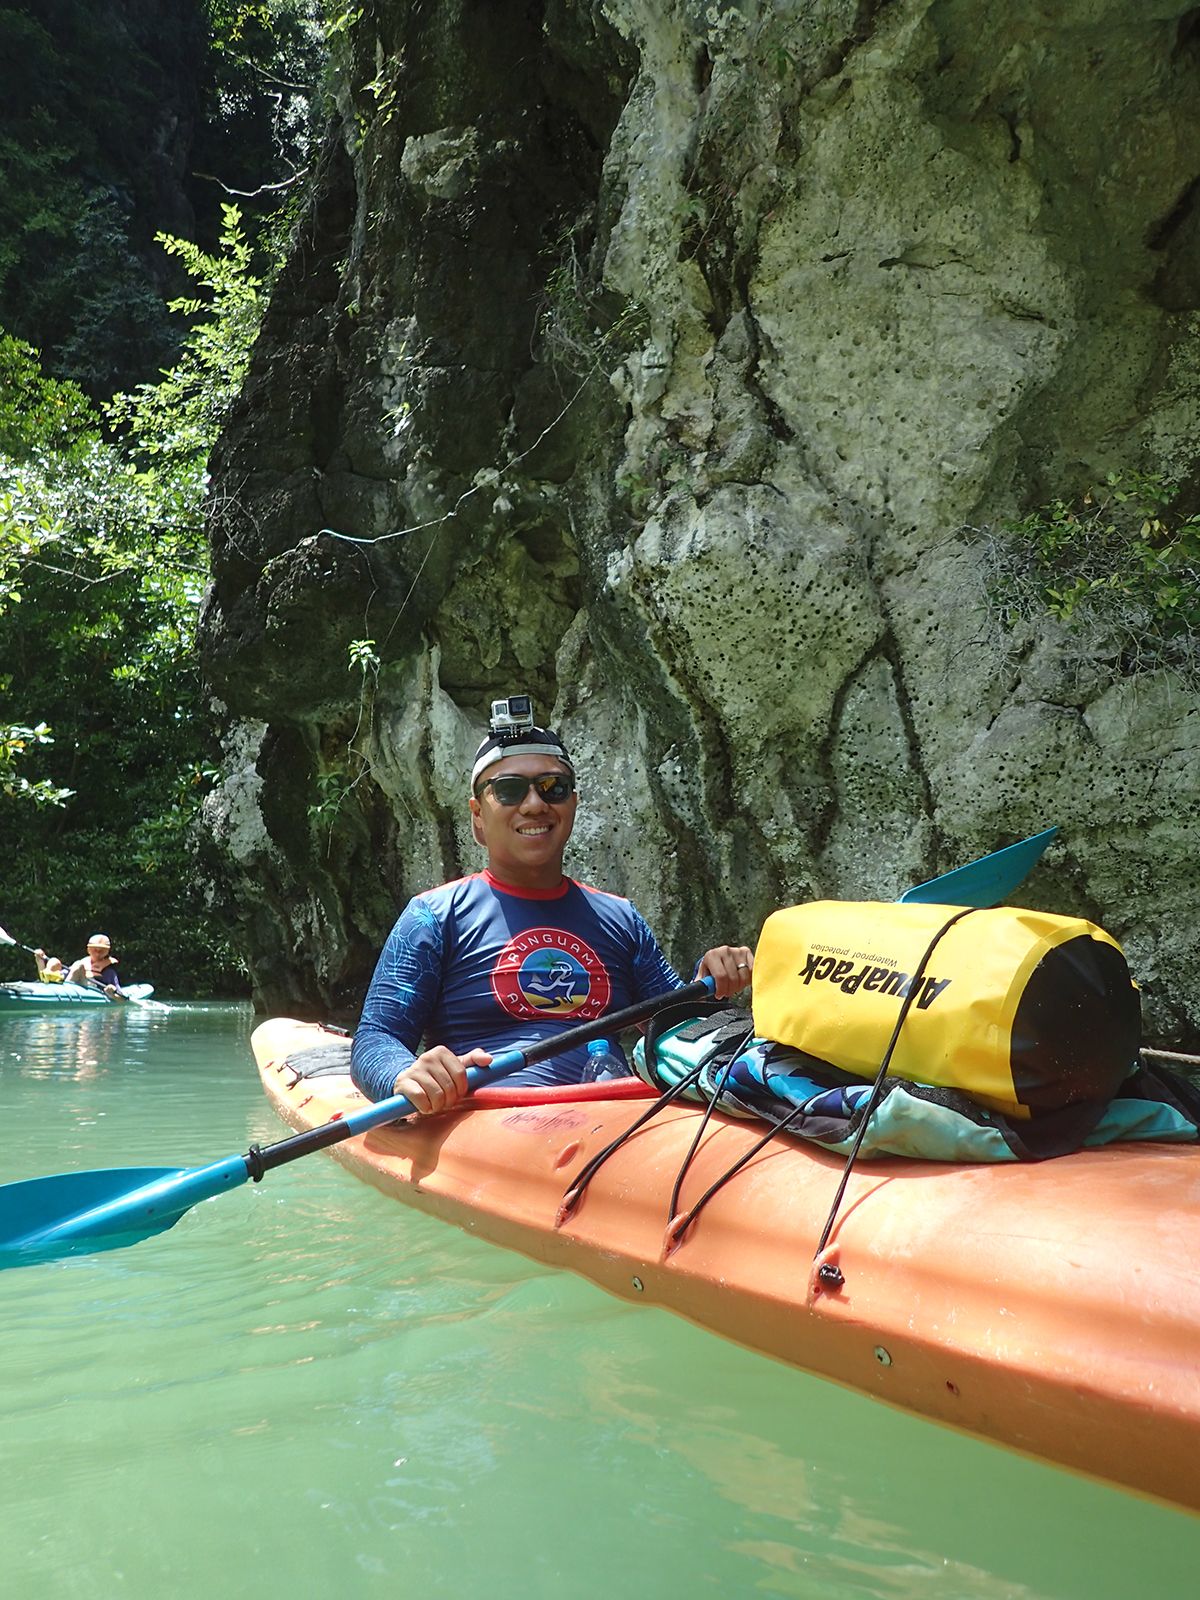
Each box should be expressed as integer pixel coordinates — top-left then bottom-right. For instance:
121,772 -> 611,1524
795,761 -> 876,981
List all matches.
252,1017 -> 1200,1516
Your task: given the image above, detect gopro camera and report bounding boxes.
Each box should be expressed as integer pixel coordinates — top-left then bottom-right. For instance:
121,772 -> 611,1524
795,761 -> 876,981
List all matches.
489,694 -> 534,734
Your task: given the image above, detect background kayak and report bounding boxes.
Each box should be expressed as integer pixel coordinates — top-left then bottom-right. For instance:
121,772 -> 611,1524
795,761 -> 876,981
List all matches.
0,981 -> 155,1008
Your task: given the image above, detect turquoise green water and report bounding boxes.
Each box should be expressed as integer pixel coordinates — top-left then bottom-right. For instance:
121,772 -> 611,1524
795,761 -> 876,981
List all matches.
1,1002 -> 1197,1598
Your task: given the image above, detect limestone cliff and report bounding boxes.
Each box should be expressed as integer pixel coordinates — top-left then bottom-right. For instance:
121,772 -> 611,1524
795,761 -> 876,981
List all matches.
201,0 -> 1200,1042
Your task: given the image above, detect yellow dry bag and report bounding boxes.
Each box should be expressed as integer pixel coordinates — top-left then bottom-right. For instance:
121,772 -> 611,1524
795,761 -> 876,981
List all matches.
752,901 -> 1140,1118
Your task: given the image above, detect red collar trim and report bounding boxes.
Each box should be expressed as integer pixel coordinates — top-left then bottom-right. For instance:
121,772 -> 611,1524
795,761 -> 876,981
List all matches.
483,868 -> 571,901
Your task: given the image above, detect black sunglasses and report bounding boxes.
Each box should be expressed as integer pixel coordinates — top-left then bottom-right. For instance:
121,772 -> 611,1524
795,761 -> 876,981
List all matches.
479,771 -> 576,806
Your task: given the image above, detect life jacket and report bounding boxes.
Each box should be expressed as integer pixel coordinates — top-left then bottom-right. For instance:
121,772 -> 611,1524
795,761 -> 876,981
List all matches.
70,958 -> 120,989
750,900 -> 1140,1119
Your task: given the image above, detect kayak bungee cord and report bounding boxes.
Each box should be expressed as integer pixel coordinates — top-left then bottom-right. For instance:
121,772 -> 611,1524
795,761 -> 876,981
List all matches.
554,1005 -> 749,1227
609,909 -> 982,1276
662,1097 -> 816,1255
554,1063 -> 711,1228
810,906 -> 979,1279
665,1023 -> 756,1226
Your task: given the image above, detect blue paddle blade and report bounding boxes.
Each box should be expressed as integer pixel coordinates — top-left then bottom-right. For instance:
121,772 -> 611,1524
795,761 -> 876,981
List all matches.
0,1156 -> 252,1266
899,827 -> 1058,907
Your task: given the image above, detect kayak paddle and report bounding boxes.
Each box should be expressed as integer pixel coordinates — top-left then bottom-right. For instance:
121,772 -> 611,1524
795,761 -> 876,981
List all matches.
0,976 -> 715,1269
0,924 -> 38,955
899,826 -> 1057,906
82,981 -> 156,1003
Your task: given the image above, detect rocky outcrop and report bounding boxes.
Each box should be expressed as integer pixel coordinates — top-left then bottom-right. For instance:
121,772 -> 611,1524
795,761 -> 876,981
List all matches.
202,0 -> 1200,1043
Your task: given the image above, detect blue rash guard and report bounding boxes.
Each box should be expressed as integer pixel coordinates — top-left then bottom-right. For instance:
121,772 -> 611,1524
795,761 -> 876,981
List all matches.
350,869 -> 686,1101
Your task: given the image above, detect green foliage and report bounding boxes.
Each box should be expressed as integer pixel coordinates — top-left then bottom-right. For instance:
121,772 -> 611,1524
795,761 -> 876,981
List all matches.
197,2 -> 327,214
537,223 -> 649,377
0,202 -> 279,993
347,638 -> 380,674
107,205 -> 265,469
0,1 -> 322,397
984,472 -> 1200,684
0,722 -> 73,807
323,5 -> 363,40
0,335 -> 93,810
0,333 -> 97,461
0,392 -> 228,986
0,3 -> 323,993
0,2 -> 190,393
0,323 -> 210,643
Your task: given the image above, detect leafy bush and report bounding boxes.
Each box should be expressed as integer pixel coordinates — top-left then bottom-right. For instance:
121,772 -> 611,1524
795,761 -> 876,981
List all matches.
107,205 -> 266,466
0,722 -> 72,808
982,473 -> 1200,685
0,3 -> 324,995
0,205 -> 276,994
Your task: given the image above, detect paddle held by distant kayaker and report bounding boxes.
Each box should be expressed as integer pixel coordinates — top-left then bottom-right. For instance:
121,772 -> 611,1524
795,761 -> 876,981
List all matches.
65,933 -> 127,1000
351,695 -> 753,1114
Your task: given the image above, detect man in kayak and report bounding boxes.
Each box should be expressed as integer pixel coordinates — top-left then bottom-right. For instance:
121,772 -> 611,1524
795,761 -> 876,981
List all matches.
351,698 -> 753,1114
65,934 -> 127,1000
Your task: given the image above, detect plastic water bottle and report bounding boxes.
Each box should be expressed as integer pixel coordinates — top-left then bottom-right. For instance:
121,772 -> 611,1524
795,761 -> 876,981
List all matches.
582,1038 -> 627,1082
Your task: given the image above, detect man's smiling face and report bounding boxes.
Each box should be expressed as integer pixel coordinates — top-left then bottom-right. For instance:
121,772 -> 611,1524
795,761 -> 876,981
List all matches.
469,754 -> 578,888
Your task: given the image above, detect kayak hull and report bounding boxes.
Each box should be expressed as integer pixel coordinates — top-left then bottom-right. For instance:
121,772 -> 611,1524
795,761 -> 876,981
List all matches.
0,981 -> 154,1008
252,1017 -> 1200,1516
0,981 -> 111,1007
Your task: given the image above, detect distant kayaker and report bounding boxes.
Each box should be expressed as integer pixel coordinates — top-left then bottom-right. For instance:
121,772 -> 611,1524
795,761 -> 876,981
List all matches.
33,949 -> 65,983
65,934 -> 127,1000
351,696 -> 753,1114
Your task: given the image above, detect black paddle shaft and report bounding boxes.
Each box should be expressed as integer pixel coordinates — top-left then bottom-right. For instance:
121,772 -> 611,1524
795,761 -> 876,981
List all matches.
245,977 -> 714,1179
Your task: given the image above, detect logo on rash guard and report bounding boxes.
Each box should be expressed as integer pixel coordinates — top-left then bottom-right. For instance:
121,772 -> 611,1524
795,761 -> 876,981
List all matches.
492,928 -> 612,1020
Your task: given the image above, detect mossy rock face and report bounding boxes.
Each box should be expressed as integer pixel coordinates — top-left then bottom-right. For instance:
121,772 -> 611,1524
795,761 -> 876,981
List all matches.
202,0 -> 1200,1044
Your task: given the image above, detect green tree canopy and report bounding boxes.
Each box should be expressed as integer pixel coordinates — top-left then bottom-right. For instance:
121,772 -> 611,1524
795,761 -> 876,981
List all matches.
0,207 -> 276,993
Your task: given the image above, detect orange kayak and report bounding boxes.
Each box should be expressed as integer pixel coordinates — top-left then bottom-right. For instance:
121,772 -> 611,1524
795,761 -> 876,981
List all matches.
252,1017 -> 1200,1516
